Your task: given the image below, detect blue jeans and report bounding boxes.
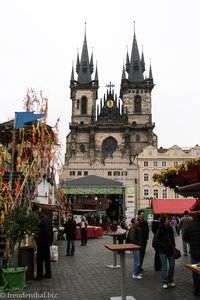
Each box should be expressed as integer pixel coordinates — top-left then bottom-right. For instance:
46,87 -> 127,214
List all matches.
191,257 -> 200,295
159,253 -> 175,284
132,250 -> 141,276
67,239 -> 75,256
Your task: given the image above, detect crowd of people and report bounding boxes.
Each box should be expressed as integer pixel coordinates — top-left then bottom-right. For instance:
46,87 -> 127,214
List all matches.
125,210 -> 200,297
34,209 -> 200,297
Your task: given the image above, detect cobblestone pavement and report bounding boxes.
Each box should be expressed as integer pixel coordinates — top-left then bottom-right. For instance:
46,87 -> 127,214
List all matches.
4,232 -> 199,300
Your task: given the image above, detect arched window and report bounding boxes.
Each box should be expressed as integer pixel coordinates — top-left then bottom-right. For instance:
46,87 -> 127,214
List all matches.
102,137 -> 117,160
77,100 -> 79,110
134,95 -> 141,113
81,96 -> 87,114
80,144 -> 85,153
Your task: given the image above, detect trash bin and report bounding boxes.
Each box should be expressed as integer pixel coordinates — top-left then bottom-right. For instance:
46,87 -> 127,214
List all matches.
18,246 -> 34,280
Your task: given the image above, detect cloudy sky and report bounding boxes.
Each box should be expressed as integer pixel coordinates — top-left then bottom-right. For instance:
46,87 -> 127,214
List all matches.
0,0 -> 199,161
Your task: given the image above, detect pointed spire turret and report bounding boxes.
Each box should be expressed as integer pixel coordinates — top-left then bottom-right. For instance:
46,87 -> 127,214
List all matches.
141,47 -> 145,73
149,61 -> 153,79
76,49 -> 80,73
77,23 -> 92,84
89,48 -> 94,74
122,63 -> 126,80
128,23 -> 144,82
70,61 -> 74,81
126,46 -> 130,73
94,61 -> 99,81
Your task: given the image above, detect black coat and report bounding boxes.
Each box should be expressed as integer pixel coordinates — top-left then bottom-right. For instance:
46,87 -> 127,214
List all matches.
64,219 -> 76,240
155,223 -> 175,255
36,215 -> 53,246
183,220 -> 200,260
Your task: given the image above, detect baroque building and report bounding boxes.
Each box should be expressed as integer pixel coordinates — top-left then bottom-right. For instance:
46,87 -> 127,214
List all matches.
60,27 -> 157,220
138,145 -> 200,209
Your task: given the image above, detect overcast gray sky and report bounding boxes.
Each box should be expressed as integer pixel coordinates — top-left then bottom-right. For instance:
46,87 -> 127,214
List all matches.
0,0 -> 199,160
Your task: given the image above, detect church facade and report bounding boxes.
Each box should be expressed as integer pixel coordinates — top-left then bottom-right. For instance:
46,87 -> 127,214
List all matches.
60,27 -> 157,219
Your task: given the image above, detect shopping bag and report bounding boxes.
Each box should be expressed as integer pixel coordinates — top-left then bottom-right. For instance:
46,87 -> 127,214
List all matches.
50,245 -> 58,262
173,247 -> 181,259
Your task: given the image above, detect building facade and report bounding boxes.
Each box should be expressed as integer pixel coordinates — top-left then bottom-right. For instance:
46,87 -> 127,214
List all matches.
138,144 -> 200,208
60,27 -> 157,219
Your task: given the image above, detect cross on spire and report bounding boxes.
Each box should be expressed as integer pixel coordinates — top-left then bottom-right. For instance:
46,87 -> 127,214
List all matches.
106,82 -> 115,93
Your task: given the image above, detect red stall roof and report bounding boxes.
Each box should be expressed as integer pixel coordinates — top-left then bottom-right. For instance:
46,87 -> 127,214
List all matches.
151,199 -> 198,214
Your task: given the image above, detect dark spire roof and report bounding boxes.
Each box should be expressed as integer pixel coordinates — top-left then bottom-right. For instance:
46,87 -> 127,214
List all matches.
141,47 -> 145,72
75,49 -> 80,73
121,63 -> 126,80
89,48 -> 94,74
149,61 -> 153,79
95,61 -> 99,81
70,62 -> 74,81
128,29 -> 144,82
77,23 -> 92,84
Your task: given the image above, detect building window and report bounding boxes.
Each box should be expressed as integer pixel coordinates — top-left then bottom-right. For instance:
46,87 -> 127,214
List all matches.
70,171 -> 75,176
162,188 -> 167,198
80,144 -> 85,153
121,171 -> 127,176
102,137 -> 117,160
77,100 -> 79,110
114,171 -> 120,176
134,95 -> 141,113
153,161 -> 158,167
84,171 -> 88,176
174,192 -> 179,198
174,161 -> 179,167
108,171 -> 112,176
144,173 -> 149,181
162,161 -> 167,167
81,96 -> 87,114
153,189 -> 159,198
77,171 -> 82,176
148,151 -> 152,155
144,161 -> 149,167
144,189 -> 149,198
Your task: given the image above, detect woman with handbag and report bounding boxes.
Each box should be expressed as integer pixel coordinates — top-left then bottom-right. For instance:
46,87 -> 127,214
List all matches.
155,214 -> 176,289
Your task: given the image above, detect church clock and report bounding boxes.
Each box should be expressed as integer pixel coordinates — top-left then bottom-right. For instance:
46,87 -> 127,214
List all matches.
106,99 -> 114,108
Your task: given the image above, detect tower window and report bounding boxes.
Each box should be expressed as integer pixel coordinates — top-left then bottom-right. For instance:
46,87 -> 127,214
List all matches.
102,137 -> 117,160
81,96 -> 87,114
77,100 -> 79,110
134,96 -> 141,113
80,144 -> 85,153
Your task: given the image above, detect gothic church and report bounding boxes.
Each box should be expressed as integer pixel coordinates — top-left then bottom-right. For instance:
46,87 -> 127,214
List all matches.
63,26 -> 157,167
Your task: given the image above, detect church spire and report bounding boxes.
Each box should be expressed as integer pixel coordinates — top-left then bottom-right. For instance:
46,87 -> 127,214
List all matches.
128,22 -> 144,82
77,22 -> 92,84
70,61 -> 74,81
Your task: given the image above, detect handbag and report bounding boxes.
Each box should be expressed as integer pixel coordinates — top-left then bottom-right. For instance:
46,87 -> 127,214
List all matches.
50,245 -> 58,262
173,247 -> 181,259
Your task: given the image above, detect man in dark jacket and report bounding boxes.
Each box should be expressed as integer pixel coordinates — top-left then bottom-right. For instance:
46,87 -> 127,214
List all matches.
64,214 -> 76,256
35,212 -> 53,280
183,212 -> 200,296
138,210 -> 149,271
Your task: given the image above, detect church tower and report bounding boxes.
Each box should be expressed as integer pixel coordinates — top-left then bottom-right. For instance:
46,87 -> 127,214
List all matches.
120,25 -> 157,157
65,25 -> 99,163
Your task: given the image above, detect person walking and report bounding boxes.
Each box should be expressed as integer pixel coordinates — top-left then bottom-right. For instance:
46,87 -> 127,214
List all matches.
170,215 -> 178,237
138,210 -> 149,271
64,214 -> 76,256
152,214 -> 161,271
128,217 -> 143,279
183,212 -> 200,297
177,210 -> 192,256
155,214 -> 176,289
80,215 -> 88,246
35,211 -> 53,280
